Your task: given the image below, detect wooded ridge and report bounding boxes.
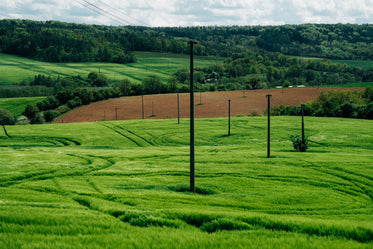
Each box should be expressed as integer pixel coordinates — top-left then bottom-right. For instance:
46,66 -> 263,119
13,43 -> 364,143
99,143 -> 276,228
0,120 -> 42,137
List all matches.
1,19 -> 373,62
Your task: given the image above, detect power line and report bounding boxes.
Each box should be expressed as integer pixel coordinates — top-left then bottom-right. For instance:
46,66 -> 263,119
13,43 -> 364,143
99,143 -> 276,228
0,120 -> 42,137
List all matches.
78,0 -> 135,26
98,0 -> 148,26
73,0 -> 147,26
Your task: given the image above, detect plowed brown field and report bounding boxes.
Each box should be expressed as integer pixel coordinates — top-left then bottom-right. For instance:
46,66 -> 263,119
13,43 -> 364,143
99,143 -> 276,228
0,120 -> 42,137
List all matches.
54,87 -> 363,123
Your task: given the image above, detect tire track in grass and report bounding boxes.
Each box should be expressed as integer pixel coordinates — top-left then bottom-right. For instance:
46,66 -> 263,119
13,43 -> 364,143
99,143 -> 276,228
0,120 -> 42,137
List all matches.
2,154 -> 114,188
111,124 -> 154,146
312,166 -> 373,202
2,136 -> 81,147
98,123 -> 151,147
0,169 -> 59,187
86,178 -> 103,194
123,128 -> 154,146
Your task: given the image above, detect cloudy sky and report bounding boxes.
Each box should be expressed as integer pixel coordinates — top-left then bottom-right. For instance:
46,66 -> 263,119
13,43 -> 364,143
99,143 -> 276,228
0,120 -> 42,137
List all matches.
1,0 -> 373,27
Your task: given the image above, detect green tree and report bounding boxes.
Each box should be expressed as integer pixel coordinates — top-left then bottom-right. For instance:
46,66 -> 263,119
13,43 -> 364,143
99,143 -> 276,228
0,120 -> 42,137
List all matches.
142,75 -> 166,94
167,76 -> 178,93
0,109 -> 15,137
23,104 -> 39,120
118,78 -> 132,96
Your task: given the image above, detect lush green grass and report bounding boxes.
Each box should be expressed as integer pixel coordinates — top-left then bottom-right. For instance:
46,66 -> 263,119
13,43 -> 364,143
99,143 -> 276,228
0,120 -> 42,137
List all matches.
296,57 -> 373,70
332,60 -> 373,70
0,52 -> 223,86
322,82 -> 373,88
0,97 -> 44,117
0,116 -> 372,248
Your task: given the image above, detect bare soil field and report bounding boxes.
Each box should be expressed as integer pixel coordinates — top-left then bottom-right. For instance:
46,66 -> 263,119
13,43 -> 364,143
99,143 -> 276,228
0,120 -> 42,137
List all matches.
54,87 -> 363,123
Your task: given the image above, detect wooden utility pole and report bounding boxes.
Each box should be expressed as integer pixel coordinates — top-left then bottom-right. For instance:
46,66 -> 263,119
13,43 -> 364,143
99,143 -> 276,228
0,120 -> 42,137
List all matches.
189,41 -> 197,193
266,94 -> 272,158
142,95 -> 144,120
177,90 -> 180,124
301,104 -> 305,144
228,99 -> 232,136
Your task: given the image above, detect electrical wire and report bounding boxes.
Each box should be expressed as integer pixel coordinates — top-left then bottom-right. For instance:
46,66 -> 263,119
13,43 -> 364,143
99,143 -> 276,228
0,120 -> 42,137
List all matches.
73,0 -> 147,26
97,0 -> 148,26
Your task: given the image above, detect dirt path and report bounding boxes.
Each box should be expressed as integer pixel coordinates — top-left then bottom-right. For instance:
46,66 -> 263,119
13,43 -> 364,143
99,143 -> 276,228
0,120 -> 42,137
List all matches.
54,87 -> 362,123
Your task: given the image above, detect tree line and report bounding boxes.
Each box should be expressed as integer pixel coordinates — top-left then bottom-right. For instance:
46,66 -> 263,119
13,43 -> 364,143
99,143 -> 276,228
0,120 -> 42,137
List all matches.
14,72 -> 178,123
271,87 -> 373,119
173,51 -> 373,90
2,19 -> 373,63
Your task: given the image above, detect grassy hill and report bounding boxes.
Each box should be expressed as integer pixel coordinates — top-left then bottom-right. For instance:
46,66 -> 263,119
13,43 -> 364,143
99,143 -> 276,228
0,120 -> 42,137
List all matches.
0,52 -> 223,86
0,116 -> 372,248
0,97 -> 44,117
332,59 -> 373,70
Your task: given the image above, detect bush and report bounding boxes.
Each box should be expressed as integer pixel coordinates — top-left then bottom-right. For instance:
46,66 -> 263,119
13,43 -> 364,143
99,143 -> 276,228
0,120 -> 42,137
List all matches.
67,96 -> 82,109
0,109 -> 15,137
44,110 -> 58,122
291,135 -> 308,152
248,111 -> 260,116
0,109 -> 15,126
54,105 -> 71,115
200,219 -> 251,233
30,113 -> 45,124
23,104 -> 39,120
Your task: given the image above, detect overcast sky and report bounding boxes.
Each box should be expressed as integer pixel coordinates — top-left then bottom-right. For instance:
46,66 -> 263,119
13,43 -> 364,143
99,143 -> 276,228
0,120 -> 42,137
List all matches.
1,0 -> 373,27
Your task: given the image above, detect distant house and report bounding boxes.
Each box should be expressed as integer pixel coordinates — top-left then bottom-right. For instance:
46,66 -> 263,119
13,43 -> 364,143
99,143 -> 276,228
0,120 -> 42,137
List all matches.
17,115 -> 27,121
205,71 -> 218,83
206,78 -> 218,83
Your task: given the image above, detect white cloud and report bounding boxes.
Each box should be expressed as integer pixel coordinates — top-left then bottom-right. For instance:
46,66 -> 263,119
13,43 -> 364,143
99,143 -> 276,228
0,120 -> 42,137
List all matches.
0,0 -> 372,26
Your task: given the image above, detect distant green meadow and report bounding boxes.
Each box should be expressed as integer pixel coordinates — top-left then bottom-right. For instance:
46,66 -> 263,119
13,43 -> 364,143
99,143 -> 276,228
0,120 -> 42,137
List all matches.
0,116 -> 372,248
0,97 -> 44,117
323,82 -> 373,87
0,52 -> 223,86
332,60 -> 373,70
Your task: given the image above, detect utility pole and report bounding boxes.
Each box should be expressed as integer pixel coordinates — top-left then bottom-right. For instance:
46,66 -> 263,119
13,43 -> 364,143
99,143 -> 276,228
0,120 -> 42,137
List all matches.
177,90 -> 180,124
301,104 -> 305,144
142,95 -> 144,120
266,94 -> 272,158
228,99 -> 232,136
188,41 -> 197,193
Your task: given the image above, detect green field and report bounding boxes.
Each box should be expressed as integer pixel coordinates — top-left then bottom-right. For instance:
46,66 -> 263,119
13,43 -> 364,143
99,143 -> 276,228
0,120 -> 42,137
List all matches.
323,82 -> 373,88
332,60 -> 373,70
0,52 -> 223,86
0,97 -> 44,117
0,116 -> 372,248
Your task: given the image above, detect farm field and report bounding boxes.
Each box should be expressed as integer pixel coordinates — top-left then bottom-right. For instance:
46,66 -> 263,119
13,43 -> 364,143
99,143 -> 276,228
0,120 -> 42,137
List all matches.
54,87 -> 364,123
332,60 -> 373,70
0,97 -> 44,117
0,52 -> 223,86
0,116 -> 372,248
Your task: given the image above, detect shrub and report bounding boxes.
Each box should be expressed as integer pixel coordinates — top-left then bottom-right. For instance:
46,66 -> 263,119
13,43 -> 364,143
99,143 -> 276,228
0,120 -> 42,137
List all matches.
0,109 -> 15,126
291,135 -> 308,152
0,109 -> 15,137
30,113 -> 45,124
23,104 -> 39,120
200,219 -> 252,233
44,110 -> 58,122
118,212 -> 181,228
209,85 -> 216,91
54,105 -> 71,115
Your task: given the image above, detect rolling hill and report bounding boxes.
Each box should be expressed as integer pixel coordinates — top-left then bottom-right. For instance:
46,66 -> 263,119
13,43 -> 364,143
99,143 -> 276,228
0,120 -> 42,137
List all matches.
0,52 -> 223,86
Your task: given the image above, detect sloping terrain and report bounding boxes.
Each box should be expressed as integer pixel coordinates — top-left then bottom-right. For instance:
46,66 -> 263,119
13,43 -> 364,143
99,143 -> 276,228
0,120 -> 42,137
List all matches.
55,87 -> 363,123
